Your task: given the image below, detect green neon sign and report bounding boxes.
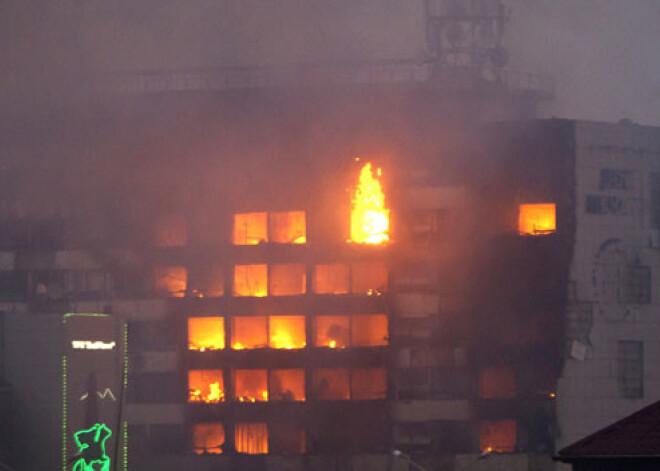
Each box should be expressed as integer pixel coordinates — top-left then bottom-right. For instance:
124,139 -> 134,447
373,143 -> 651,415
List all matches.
72,423 -> 112,471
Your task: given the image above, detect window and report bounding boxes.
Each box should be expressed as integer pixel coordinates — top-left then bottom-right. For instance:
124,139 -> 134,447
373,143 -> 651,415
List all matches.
269,264 -> 306,296
233,369 -> 268,402
622,265 -> 651,304
153,267 -> 187,298
231,317 -> 267,350
234,212 -> 268,245
188,317 -> 225,351
188,370 -> 225,403
351,314 -> 388,346
269,316 -> 306,349
313,264 -> 349,294
188,266 -> 224,298
618,340 -> 643,398
478,367 -> 516,399
313,369 -> 350,400
233,265 -> 267,297
270,424 -> 306,454
314,315 -> 349,348
351,368 -> 386,400
192,423 -> 225,455
233,211 -> 306,245
650,172 -> 660,228
351,261 -> 388,294
235,423 -> 268,454
479,420 -> 517,452
518,204 -> 556,235
270,369 -> 305,402
153,215 -> 187,247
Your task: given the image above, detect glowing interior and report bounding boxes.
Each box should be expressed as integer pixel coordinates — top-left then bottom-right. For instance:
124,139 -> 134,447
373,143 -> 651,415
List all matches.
479,420 -> 517,452
314,315 -> 349,348
233,369 -> 268,402
235,423 -> 268,454
234,212 -> 268,245
313,368 -> 350,400
188,317 -> 225,351
351,368 -> 387,400
188,370 -> 225,403
479,366 -> 516,399
153,214 -> 188,247
231,317 -> 267,350
233,264 -> 268,297
270,369 -> 306,402
269,316 -> 306,349
518,203 -> 556,235
154,267 -> 187,298
350,162 -> 390,244
351,261 -> 388,294
270,211 -> 306,244
269,264 -> 306,296
192,423 -> 225,455
313,264 -> 350,294
351,314 -> 388,346
190,266 -> 224,298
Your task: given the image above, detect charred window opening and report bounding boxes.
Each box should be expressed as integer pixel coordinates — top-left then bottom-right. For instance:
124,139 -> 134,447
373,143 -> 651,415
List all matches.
235,423 -> 268,454
270,211 -> 306,244
314,315 -> 349,348
313,368 -> 350,400
270,423 -> 306,454
618,340 -> 643,398
518,204 -> 556,235
192,423 -> 225,455
269,264 -> 306,296
351,368 -> 387,400
478,366 -> 516,399
153,214 -> 187,247
313,368 -> 386,400
269,316 -> 306,349
154,267 -> 187,298
232,316 -> 268,350
233,369 -> 268,402
234,212 -> 268,245
479,420 -> 517,452
188,317 -> 225,351
351,261 -> 388,294
188,266 -> 224,298
270,369 -> 306,402
233,264 -> 267,297
351,314 -> 388,346
188,369 -> 225,403
313,264 -> 350,294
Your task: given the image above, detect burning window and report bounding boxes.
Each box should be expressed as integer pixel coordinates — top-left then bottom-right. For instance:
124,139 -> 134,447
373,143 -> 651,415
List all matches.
313,368 -> 350,400
351,314 -> 388,347
231,317 -> 267,350
153,214 -> 188,247
479,420 -> 517,452
189,266 -> 224,298
270,211 -> 306,244
270,423 -> 306,454
351,261 -> 388,294
351,368 -> 386,400
233,369 -> 268,402
188,370 -> 225,403
234,212 -> 268,245
235,423 -> 268,454
154,267 -> 187,298
314,315 -> 349,348
269,264 -> 306,296
270,369 -> 306,402
350,162 -> 390,244
192,423 -> 225,455
478,367 -> 516,399
233,265 -> 267,297
188,317 -> 225,351
518,204 -> 556,235
313,264 -> 349,294
269,316 -> 306,349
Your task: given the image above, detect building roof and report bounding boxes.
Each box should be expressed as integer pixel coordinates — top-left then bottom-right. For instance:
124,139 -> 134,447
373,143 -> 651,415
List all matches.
558,400 -> 660,460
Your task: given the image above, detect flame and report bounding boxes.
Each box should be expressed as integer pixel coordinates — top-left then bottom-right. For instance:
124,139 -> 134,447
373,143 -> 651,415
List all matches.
189,382 -> 225,404
329,340 -> 337,348
350,163 -> 390,245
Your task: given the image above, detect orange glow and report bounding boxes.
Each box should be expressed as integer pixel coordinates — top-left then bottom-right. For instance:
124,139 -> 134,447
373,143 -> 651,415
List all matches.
351,368 -> 387,400
518,204 -> 556,235
351,261 -> 388,294
154,267 -> 187,298
269,264 -> 306,296
350,162 -> 390,244
478,367 -> 516,399
234,212 -> 268,245
233,369 -> 268,402
192,423 -> 225,455
235,423 -> 268,454
154,214 -> 187,247
270,369 -> 306,401
233,265 -> 268,297
232,317 -> 267,349
314,316 -> 349,348
188,370 -> 225,403
313,264 -> 350,294
351,314 -> 388,347
479,420 -> 517,452
269,316 -> 306,349
313,369 -> 350,400
270,211 -> 306,244
188,317 -> 225,351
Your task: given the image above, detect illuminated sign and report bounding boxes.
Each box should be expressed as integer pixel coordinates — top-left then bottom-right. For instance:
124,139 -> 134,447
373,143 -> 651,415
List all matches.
73,423 -> 112,471
71,341 -> 116,350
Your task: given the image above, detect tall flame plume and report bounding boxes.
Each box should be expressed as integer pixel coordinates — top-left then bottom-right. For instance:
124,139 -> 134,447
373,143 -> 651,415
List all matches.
350,162 -> 390,245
